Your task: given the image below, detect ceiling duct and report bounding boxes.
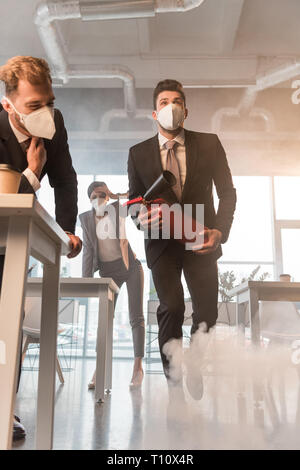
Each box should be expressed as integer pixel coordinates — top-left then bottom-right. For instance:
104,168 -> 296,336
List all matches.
34,0 -> 205,117
215,59 -> 300,132
212,106 -> 275,134
68,64 -> 137,117
238,59 -> 300,114
69,108 -> 155,140
74,0 -> 206,20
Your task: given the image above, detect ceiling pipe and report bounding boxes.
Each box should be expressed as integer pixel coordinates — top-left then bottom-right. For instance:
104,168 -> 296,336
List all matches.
98,108 -> 154,134
156,0 -> 206,13
215,59 -> 300,131
79,0 -> 155,20
237,86 -> 258,116
238,59 -> 300,114
34,1 -> 80,81
256,59 -> 300,90
79,0 -> 206,19
211,106 -> 275,134
68,108 -> 155,140
68,64 -> 137,116
34,0 -> 205,116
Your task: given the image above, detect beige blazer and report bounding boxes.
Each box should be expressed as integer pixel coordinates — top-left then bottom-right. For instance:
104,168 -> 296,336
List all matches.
79,201 -> 134,277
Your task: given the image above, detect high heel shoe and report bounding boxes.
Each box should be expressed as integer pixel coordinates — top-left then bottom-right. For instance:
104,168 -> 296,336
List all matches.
88,371 -> 96,390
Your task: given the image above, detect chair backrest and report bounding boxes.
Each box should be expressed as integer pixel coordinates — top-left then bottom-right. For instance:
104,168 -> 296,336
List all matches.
147,300 -> 237,326
23,298 -> 76,337
260,301 -> 300,338
147,299 -> 193,326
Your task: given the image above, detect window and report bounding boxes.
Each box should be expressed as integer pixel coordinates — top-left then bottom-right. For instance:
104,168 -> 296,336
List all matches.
274,177 -> 300,220
220,176 -> 273,263
281,229 -> 300,281
273,177 -> 300,280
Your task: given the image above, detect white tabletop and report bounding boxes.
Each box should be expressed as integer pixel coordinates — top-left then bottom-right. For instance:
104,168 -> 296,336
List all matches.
27,277 -> 120,296
0,194 -> 70,255
229,280 -> 300,297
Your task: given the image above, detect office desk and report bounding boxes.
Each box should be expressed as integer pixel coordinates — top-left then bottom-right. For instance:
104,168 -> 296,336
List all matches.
0,195 -> 70,450
228,281 -> 300,344
26,277 -> 119,405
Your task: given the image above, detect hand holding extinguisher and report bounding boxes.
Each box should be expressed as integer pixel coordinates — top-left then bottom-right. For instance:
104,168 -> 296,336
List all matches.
124,171 -> 221,252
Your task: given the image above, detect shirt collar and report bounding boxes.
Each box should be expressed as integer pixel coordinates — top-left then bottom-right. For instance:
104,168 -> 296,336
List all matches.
158,128 -> 185,149
8,117 -> 29,143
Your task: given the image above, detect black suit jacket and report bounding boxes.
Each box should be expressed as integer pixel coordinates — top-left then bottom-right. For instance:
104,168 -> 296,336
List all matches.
0,107 -> 78,233
128,129 -> 237,268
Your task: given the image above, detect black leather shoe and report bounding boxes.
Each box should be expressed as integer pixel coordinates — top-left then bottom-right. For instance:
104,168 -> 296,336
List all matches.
13,419 -> 26,441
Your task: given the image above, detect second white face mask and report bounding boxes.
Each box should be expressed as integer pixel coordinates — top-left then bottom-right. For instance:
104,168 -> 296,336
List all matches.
92,198 -> 107,216
156,103 -> 185,131
4,96 -> 56,140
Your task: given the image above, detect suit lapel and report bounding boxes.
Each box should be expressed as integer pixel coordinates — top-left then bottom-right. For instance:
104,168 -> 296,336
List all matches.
182,129 -> 197,201
113,200 -> 120,239
4,135 -> 26,172
88,211 -> 98,259
151,135 -> 164,180
0,110 -> 27,171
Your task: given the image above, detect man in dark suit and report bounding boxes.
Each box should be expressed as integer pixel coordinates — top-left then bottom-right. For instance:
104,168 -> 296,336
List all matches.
128,79 -> 236,400
0,56 -> 81,247
0,56 -> 82,440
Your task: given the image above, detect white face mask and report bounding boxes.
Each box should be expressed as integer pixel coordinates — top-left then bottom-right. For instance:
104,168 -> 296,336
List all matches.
156,103 -> 185,131
3,96 -> 56,139
92,197 -> 107,216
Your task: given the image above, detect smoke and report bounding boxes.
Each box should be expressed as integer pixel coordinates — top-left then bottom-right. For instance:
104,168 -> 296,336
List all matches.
140,326 -> 300,450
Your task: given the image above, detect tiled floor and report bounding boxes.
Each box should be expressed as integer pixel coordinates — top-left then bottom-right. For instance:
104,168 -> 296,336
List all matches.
13,330 -> 300,450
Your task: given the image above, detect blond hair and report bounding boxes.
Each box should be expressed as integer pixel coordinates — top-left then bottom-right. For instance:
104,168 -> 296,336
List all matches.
0,56 -> 52,96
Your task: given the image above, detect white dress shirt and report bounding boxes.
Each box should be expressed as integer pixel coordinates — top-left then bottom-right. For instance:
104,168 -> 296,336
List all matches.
158,128 -> 186,188
95,214 -> 122,263
8,118 -> 41,192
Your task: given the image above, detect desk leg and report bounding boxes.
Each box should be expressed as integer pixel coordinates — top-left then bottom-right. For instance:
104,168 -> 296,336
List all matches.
249,289 -> 260,345
0,217 -> 31,450
95,289 -> 109,403
105,290 -> 114,392
35,249 -> 61,450
236,300 -> 247,424
248,288 -> 264,423
236,299 -> 247,340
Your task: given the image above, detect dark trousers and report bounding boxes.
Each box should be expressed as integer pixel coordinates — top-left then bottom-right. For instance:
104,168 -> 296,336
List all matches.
151,241 -> 219,378
0,254 -> 23,393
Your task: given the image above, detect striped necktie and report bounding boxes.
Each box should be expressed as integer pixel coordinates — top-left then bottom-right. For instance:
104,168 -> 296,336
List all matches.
165,140 -> 182,201
20,138 -> 31,154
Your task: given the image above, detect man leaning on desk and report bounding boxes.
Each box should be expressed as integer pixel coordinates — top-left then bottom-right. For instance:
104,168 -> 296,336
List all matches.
0,55 -> 82,441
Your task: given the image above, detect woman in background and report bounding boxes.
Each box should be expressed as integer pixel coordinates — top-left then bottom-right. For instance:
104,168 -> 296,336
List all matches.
79,181 -> 145,388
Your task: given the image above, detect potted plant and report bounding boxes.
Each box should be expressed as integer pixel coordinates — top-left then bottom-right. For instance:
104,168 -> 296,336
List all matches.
148,266 -> 270,326
218,266 -> 270,324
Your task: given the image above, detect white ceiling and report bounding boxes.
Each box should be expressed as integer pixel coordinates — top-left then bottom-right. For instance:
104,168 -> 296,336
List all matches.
1,0 -> 300,89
